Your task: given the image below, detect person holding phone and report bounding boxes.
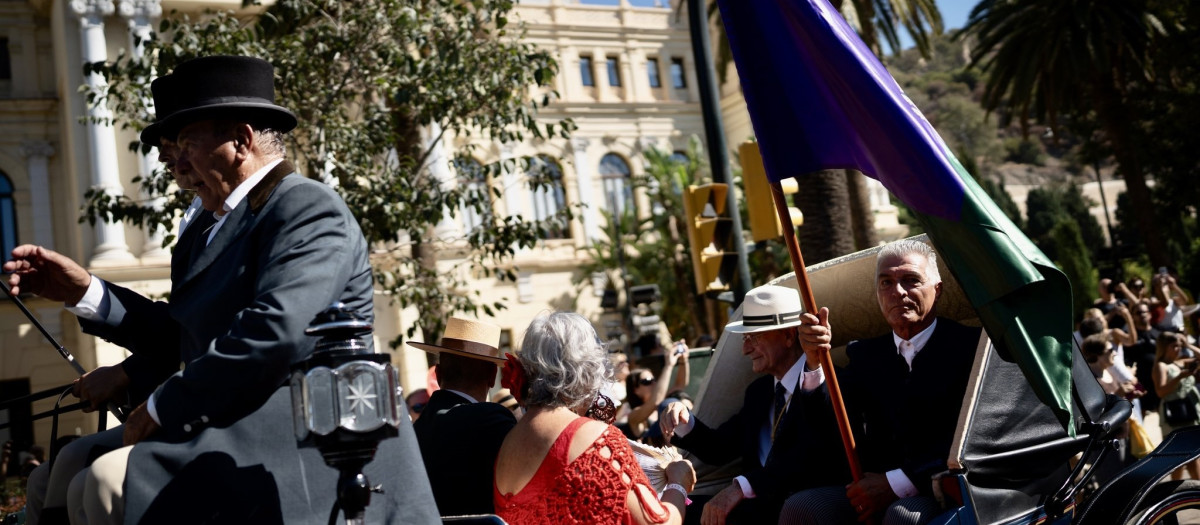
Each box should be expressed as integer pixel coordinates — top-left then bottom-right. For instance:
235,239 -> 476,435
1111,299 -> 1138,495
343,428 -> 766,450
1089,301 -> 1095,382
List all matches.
623,338 -> 689,440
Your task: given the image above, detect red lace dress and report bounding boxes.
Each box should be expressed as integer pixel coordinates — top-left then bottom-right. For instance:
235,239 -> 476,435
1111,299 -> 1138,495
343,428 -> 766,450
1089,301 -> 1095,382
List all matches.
494,417 -> 672,525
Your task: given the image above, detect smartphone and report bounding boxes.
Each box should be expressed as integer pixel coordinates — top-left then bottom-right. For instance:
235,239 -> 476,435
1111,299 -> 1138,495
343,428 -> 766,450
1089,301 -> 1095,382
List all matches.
674,342 -> 687,356
1159,266 -> 1169,276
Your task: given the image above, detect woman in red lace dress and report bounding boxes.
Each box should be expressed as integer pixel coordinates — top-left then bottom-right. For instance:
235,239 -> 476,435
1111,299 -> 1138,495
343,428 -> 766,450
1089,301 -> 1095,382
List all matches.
494,312 -> 695,525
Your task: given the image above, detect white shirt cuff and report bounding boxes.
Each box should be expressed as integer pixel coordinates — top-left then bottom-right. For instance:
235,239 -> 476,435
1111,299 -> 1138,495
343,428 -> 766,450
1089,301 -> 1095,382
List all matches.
734,476 -> 756,499
801,364 -> 825,391
65,276 -> 105,321
672,411 -> 696,437
885,468 -> 919,498
146,392 -> 162,425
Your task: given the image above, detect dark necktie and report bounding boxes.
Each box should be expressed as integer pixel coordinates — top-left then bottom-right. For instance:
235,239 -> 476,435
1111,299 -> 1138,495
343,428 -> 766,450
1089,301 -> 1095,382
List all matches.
772,382 -> 787,441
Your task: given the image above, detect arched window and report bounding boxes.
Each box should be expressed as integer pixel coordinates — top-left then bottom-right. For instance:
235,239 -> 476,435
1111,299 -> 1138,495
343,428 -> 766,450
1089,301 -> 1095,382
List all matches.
0,172 -> 17,259
599,153 -> 635,217
454,158 -> 490,234
529,155 -> 569,240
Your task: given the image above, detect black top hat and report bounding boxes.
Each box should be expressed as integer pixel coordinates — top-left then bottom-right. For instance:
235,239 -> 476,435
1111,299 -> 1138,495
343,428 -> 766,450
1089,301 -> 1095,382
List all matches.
139,56 -> 297,147
140,74 -> 181,147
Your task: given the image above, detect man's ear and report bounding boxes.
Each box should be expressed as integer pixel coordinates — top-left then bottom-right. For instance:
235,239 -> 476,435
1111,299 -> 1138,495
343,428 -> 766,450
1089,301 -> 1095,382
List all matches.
232,123 -> 254,159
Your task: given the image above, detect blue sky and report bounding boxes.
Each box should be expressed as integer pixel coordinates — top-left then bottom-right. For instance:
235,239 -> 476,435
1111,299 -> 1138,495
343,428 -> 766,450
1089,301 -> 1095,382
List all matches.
578,0 -> 978,48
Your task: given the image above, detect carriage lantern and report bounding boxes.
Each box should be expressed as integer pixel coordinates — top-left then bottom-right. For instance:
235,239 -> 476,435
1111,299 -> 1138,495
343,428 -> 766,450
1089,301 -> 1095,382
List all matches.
292,302 -> 403,525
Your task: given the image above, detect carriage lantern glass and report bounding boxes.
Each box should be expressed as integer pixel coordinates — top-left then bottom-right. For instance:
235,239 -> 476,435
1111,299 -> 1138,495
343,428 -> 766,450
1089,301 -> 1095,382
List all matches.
291,302 -> 403,524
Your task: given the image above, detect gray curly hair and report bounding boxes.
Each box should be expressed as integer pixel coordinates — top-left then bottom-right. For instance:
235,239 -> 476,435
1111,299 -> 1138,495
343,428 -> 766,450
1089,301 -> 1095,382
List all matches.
518,312 -> 614,410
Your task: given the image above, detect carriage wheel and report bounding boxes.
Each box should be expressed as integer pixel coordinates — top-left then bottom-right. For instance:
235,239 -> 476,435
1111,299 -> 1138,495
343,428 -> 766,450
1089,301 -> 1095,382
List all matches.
1129,480 -> 1200,525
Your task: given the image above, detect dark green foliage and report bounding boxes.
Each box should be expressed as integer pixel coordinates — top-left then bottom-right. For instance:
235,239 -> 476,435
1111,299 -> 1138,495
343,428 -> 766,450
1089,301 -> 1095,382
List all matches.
1051,219 -> 1097,321
1003,137 -> 1046,165
1025,184 -> 1104,264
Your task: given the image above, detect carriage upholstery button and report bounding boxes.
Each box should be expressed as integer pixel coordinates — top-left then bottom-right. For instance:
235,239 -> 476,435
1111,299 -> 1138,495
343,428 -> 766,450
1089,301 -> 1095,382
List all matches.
200,415 -> 209,423
183,423 -> 193,433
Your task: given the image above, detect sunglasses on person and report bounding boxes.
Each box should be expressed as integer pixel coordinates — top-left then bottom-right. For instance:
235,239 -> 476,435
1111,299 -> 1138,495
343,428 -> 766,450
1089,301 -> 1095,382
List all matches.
637,376 -> 656,386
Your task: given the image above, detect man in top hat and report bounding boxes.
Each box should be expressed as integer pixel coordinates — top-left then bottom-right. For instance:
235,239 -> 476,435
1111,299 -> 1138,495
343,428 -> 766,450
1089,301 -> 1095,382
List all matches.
19,74 -> 194,525
781,239 -> 981,525
658,284 -> 850,525
4,55 -> 438,524
409,317 -> 518,516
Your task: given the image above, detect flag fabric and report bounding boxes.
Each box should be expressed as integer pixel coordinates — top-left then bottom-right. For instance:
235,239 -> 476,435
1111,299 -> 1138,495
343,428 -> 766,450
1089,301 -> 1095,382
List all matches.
717,0 -> 1075,431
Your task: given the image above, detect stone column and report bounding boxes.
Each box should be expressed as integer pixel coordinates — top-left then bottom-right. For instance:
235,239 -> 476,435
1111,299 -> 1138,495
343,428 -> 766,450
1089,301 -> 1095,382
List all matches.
500,144 -> 524,223
594,47 -> 611,102
628,48 -> 650,102
423,123 -> 459,240
20,141 -> 56,249
570,138 -> 599,244
119,0 -> 166,257
619,50 -> 636,101
70,0 -> 135,263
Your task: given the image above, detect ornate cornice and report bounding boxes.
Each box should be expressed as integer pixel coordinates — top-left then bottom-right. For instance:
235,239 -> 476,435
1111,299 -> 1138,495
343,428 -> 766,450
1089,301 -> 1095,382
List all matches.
68,0 -> 115,23
20,140 -> 55,159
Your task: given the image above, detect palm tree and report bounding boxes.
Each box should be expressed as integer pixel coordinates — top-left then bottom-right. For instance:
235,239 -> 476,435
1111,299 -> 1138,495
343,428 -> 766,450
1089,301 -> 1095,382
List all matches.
962,0 -> 1172,267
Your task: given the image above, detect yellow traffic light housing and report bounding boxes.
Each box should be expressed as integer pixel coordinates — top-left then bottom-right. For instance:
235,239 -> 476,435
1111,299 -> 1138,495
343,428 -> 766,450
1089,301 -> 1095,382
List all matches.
741,141 -> 803,242
683,183 -> 738,297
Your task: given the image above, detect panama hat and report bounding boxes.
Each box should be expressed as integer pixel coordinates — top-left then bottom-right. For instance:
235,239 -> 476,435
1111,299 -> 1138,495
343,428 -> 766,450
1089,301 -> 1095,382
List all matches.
140,55 -> 297,147
723,284 -> 806,334
407,317 -> 504,364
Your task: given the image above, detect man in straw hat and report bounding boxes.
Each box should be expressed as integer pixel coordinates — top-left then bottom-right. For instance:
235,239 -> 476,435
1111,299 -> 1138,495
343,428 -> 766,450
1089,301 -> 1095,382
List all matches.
781,239 -> 980,525
659,284 -> 850,525
409,317 -> 517,516
4,55 -> 438,524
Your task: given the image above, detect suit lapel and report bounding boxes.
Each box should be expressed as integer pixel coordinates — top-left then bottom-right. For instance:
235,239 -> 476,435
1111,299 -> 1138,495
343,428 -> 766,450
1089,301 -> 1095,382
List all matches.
175,161 -> 295,288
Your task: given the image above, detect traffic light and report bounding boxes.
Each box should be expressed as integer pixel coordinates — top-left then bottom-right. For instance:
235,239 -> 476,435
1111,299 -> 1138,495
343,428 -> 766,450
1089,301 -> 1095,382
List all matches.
683,183 -> 738,297
740,141 -> 802,242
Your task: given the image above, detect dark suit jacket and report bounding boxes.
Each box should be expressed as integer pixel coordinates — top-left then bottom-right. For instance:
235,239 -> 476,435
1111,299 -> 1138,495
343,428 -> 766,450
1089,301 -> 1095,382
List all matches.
674,368 -> 850,518
841,317 -> 981,497
413,390 -> 517,516
78,161 -> 439,524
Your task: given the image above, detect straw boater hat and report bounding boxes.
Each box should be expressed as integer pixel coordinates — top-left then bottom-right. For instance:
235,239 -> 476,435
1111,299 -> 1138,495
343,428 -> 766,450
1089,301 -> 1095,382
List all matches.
407,317 -> 505,364
723,284 -> 806,334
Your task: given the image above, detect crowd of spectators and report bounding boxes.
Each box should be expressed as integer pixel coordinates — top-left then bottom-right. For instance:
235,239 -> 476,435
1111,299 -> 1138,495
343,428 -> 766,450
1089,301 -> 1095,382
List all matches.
1083,271 -> 1200,481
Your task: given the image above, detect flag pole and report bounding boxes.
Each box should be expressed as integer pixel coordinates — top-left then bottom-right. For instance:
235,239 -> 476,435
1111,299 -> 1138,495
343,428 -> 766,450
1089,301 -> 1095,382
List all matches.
770,180 -> 862,482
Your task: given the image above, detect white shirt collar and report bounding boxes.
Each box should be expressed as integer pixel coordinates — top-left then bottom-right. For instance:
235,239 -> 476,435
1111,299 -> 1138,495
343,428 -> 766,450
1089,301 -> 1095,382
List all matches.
775,353 -> 807,395
893,318 -> 938,355
216,158 -> 284,218
445,389 -> 478,404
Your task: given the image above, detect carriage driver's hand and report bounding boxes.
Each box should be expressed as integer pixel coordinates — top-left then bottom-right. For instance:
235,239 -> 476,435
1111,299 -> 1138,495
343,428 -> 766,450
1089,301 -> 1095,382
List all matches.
3,245 -> 92,305
73,365 -> 130,412
797,307 -> 832,371
659,401 -> 692,444
123,401 -> 160,446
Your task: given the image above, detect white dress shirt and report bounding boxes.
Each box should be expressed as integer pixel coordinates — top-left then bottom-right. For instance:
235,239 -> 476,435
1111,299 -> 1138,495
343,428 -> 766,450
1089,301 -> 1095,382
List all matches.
673,353 -> 823,499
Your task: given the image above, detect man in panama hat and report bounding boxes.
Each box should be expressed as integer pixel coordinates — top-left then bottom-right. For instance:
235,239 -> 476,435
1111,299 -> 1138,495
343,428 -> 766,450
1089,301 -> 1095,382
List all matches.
409,317 -> 518,517
5,55 -> 438,524
658,284 -> 850,525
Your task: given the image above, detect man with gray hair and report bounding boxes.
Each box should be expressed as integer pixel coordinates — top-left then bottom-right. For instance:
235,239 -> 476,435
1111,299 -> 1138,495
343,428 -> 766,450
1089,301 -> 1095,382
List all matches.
784,239 -> 981,525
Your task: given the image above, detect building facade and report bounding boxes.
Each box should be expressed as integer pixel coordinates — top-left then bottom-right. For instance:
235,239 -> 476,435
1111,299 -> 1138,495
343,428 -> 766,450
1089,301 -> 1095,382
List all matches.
0,0 -> 719,447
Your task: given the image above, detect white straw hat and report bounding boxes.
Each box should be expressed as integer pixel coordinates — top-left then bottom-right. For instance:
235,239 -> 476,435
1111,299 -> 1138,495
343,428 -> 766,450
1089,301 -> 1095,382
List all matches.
724,284 -> 805,334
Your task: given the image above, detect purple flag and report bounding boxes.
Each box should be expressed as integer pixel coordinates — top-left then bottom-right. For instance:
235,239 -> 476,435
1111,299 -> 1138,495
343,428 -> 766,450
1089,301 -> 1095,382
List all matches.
718,0 -> 1075,430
